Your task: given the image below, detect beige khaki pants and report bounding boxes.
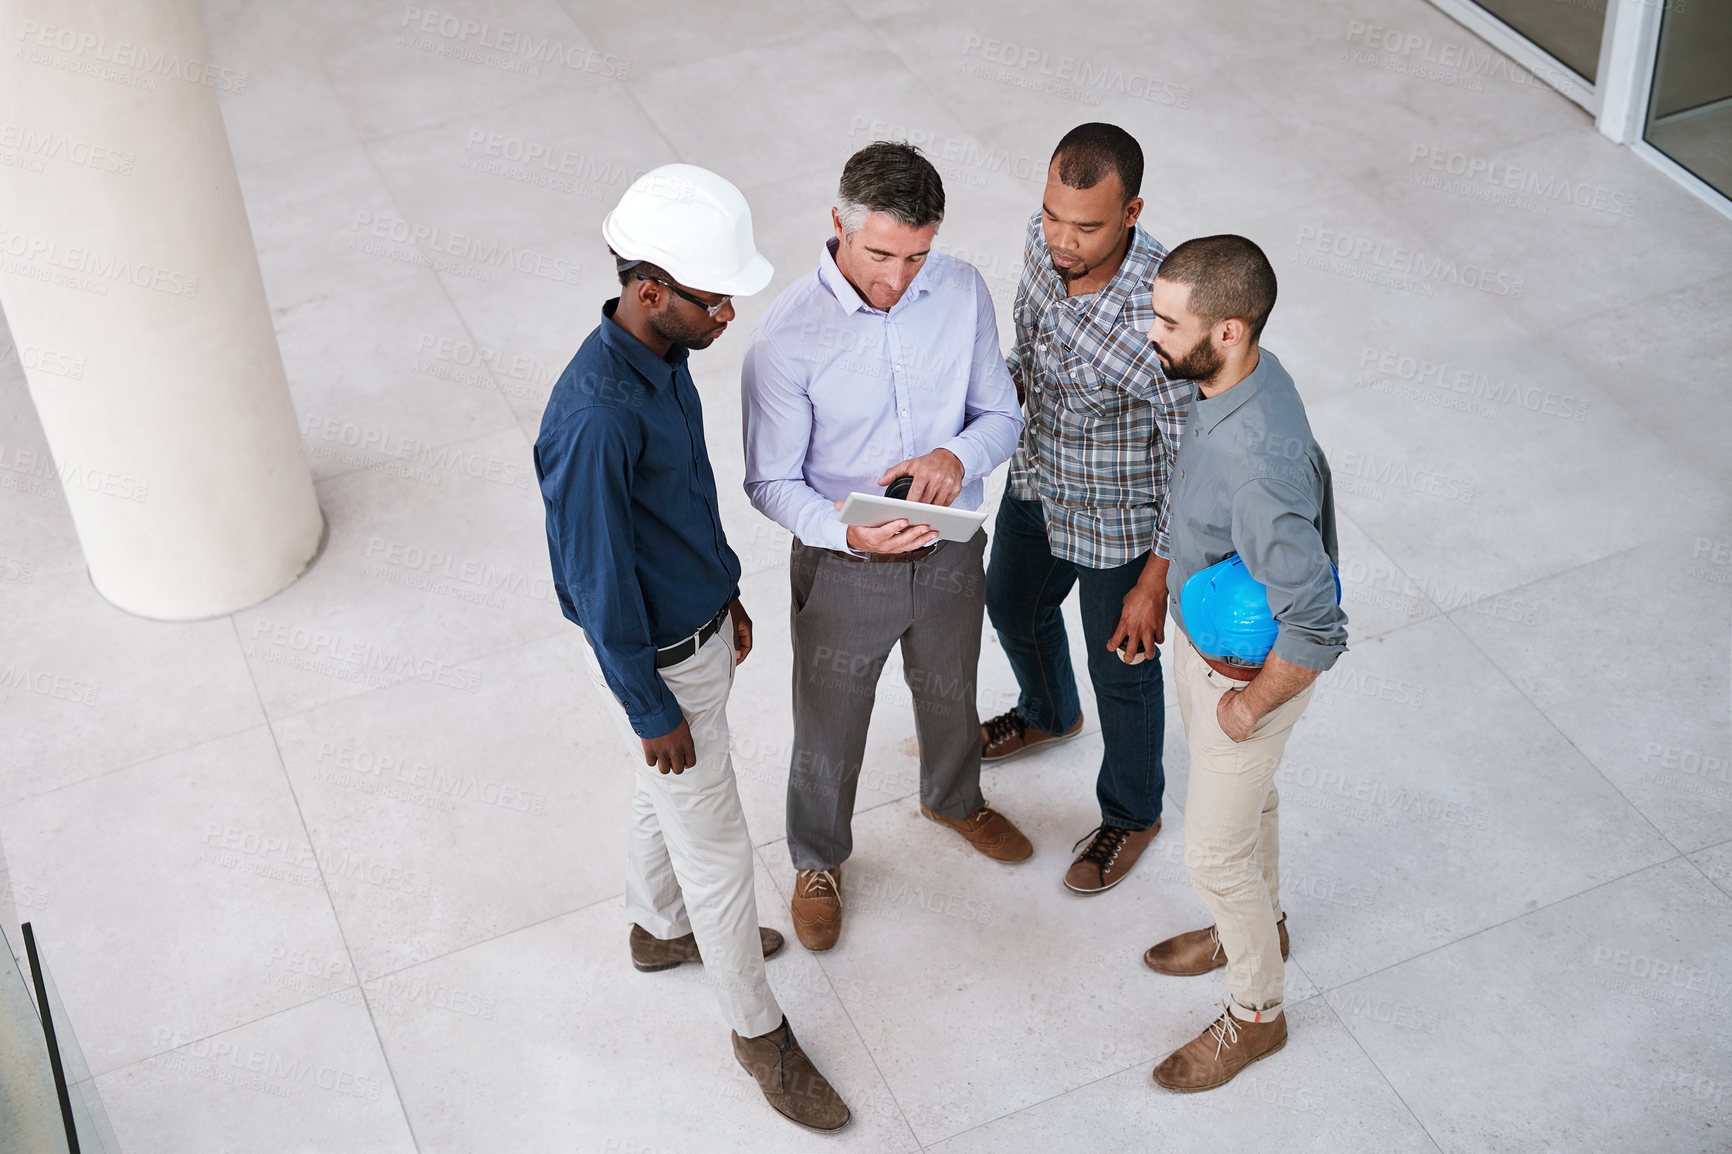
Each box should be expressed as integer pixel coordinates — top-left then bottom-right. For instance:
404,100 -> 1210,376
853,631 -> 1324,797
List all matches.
1173,628 -> 1316,1023
582,629 -> 783,1039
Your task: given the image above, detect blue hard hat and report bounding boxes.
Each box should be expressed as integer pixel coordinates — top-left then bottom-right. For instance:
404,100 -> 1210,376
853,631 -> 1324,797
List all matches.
1180,554 -> 1341,665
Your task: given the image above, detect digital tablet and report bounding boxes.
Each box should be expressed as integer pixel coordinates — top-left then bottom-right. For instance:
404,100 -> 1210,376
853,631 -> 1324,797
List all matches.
837,492 -> 988,544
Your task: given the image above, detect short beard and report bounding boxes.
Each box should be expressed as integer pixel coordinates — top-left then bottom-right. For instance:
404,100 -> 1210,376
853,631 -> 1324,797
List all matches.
1050,256 -> 1088,283
1155,336 -> 1224,384
650,308 -> 720,351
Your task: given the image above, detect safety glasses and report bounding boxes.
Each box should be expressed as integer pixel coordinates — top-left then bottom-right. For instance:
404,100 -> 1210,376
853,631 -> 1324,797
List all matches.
636,274 -> 731,318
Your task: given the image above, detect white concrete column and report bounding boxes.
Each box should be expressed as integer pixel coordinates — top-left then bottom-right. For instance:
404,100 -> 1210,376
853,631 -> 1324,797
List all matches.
0,0 -> 321,620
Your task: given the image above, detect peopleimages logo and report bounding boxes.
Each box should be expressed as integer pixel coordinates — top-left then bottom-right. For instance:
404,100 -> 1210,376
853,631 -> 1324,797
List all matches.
0,229 -> 200,298
1295,225 -> 1525,299
0,123 -> 134,175
1357,347 -> 1589,422
399,7 -> 631,78
958,33 -> 1192,108
348,212 -> 582,286
1408,145 -> 1640,219
1341,20 -> 1577,98
16,20 -> 249,91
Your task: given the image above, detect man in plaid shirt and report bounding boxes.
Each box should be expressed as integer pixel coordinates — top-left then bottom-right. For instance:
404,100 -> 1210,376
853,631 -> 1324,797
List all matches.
983,123 -> 1190,893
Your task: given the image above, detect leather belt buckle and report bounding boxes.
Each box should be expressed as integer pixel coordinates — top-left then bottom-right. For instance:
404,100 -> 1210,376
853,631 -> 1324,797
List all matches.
1191,638 -> 1259,681
654,604 -> 730,668
828,543 -> 938,564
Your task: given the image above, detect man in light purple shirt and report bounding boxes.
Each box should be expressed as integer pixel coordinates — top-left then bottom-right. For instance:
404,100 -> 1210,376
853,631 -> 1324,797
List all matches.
741,142 -> 1032,953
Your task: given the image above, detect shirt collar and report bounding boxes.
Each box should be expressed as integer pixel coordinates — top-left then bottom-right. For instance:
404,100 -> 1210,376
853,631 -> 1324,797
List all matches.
818,236 -> 932,316
1193,347 -> 1280,433
1031,220 -> 1160,326
599,297 -> 688,387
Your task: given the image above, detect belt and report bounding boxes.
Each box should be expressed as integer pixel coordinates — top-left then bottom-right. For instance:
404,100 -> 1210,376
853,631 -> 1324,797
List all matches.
1192,638 -> 1260,682
654,604 -> 730,668
825,544 -> 938,564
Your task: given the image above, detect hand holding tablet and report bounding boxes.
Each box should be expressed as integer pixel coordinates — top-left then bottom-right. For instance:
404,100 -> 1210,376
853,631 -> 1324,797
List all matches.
836,492 -> 988,543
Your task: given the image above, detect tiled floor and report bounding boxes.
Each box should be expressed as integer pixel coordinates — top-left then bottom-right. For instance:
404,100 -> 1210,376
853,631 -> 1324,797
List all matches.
3,1 -> 1730,1151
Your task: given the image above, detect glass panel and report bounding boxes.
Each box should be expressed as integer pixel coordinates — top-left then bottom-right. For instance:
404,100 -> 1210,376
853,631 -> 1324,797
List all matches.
1644,2 -> 1732,200
31,935 -> 122,1154
0,932 -> 65,1154
1473,0 -> 1607,82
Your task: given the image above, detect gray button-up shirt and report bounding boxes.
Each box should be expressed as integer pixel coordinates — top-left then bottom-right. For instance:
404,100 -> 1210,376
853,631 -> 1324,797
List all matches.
1157,348 -> 1348,671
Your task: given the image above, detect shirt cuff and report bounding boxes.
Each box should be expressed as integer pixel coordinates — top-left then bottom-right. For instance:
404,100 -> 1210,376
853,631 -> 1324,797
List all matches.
629,696 -> 687,741
936,436 -> 986,482
814,513 -> 860,556
1270,629 -> 1345,672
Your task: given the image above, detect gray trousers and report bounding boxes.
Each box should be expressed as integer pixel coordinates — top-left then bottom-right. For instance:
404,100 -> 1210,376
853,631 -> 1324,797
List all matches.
786,532 -> 989,871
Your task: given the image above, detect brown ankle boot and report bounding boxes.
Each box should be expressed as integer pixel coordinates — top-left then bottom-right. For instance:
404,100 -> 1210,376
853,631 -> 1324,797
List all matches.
1143,917 -> 1289,976
1153,1006 -> 1287,1092
791,867 -> 842,951
1063,820 -> 1160,893
732,1017 -> 851,1132
628,924 -> 786,972
980,709 -> 1085,763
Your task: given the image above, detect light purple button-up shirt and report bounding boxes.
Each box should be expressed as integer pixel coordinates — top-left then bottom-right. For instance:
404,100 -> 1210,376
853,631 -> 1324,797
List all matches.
741,239 -> 1023,552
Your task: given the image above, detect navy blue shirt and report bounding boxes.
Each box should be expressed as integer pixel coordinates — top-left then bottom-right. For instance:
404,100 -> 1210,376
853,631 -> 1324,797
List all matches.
534,299 -> 741,739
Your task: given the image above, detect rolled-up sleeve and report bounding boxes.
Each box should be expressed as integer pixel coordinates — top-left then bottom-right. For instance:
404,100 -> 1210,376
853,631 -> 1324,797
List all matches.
1230,477 -> 1347,671
937,268 -> 1023,480
740,335 -> 852,551
537,408 -> 684,739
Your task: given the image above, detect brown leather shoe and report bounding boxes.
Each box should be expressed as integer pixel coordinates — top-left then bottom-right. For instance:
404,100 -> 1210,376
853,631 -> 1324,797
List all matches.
629,924 -> 786,973
732,1016 -> 851,1132
1062,820 -> 1160,893
1153,1006 -> 1287,1092
920,804 -> 1033,862
981,709 -> 1085,763
791,868 -> 843,951
1143,917 -> 1288,976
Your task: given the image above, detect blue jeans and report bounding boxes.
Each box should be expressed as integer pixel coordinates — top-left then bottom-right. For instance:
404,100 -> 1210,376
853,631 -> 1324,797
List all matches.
984,489 -> 1165,830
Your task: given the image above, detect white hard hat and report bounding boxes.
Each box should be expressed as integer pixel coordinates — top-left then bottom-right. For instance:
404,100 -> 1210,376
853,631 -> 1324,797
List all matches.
602,163 -> 774,297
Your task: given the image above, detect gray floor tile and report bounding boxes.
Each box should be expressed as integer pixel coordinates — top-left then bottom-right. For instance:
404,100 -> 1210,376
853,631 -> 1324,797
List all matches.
1333,857 -> 1732,1154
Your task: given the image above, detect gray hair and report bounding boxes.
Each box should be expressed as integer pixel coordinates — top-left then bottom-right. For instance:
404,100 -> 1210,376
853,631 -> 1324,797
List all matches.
835,141 -> 945,239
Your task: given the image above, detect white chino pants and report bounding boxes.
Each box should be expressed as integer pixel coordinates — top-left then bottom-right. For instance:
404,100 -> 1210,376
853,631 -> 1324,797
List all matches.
582,629 -> 783,1039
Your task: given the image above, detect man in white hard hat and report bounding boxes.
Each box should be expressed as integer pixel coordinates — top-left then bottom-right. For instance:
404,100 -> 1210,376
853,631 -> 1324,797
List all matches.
534,163 -> 850,1133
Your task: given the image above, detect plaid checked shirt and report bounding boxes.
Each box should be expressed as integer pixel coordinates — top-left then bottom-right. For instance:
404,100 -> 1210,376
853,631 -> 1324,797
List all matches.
1005,211 -> 1190,568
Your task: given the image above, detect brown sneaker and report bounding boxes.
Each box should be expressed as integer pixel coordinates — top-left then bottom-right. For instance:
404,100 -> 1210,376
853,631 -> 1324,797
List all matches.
732,1016 -> 851,1132
1143,917 -> 1288,976
1153,1006 -> 1287,1092
1062,820 -> 1161,894
791,868 -> 843,951
920,804 -> 1033,862
628,924 -> 786,973
981,709 -> 1085,763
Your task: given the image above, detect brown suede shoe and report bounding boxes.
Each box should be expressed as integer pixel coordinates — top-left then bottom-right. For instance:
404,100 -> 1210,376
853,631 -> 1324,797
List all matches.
1062,820 -> 1161,893
981,709 -> 1085,763
1143,917 -> 1288,976
920,804 -> 1034,862
1153,1006 -> 1287,1092
733,1016 -> 851,1132
628,924 -> 786,973
791,868 -> 843,951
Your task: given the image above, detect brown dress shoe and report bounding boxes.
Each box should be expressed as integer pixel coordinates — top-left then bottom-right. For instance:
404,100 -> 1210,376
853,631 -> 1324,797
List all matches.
1143,917 -> 1288,976
732,1016 -> 851,1132
791,868 -> 843,951
1153,1006 -> 1287,1092
980,709 -> 1085,763
1062,820 -> 1160,893
628,924 -> 786,973
920,804 -> 1034,862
